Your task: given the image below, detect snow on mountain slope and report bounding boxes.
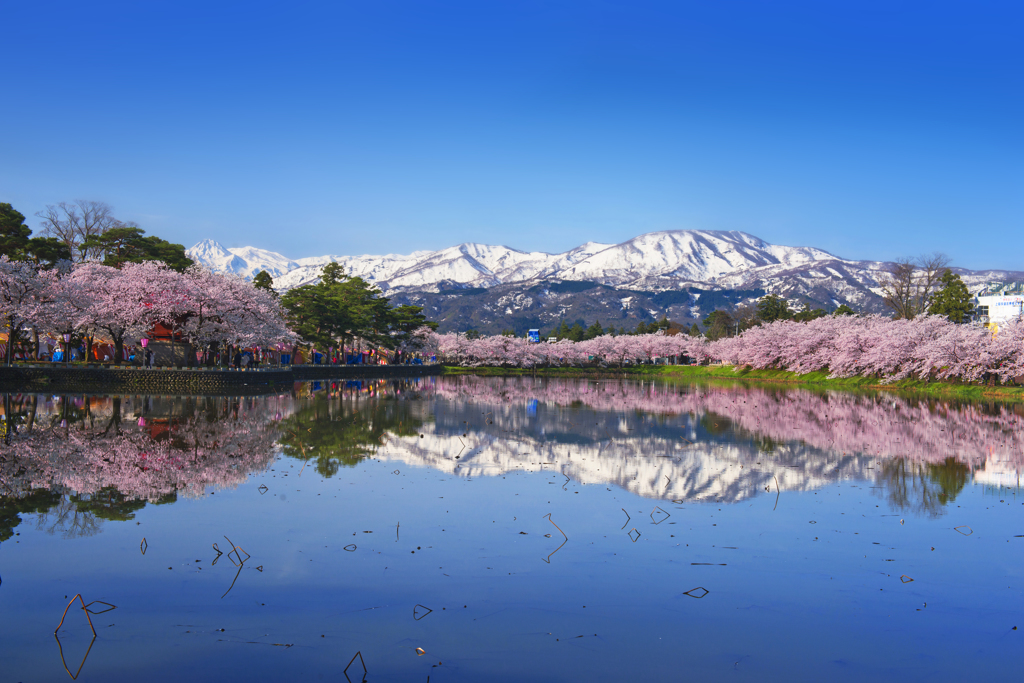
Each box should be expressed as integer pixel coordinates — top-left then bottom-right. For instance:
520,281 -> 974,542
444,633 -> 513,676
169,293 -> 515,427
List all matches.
556,231 -> 774,284
186,240 -> 298,279
188,230 -> 1023,309
188,230 -> 842,291
187,239 -> 249,276
225,246 -> 299,278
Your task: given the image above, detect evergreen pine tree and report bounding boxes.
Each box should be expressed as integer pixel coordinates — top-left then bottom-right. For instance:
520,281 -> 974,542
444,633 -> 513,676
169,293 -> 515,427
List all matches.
927,270 -> 975,323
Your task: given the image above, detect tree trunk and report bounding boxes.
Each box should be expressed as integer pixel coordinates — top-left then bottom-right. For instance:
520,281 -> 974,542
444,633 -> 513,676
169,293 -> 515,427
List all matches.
25,394 -> 37,432
5,316 -> 15,366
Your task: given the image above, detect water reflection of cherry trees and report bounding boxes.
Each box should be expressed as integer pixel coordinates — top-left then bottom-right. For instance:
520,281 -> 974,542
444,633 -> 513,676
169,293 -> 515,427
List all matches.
0,380 -> 430,539
395,376 -> 1021,514
428,376 -> 1024,471
2,376 -> 1020,540
0,393 -> 289,539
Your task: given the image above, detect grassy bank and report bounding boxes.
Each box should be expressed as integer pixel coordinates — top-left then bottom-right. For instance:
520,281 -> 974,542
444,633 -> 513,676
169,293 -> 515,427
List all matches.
442,364 -> 1024,400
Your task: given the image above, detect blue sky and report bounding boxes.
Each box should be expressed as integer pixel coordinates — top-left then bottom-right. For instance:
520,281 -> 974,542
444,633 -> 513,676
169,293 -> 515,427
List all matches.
1,0 -> 1021,269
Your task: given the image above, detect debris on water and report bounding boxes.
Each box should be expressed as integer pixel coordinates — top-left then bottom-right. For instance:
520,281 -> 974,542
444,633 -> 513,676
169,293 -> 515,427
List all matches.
344,651 -> 367,681
650,506 -> 670,525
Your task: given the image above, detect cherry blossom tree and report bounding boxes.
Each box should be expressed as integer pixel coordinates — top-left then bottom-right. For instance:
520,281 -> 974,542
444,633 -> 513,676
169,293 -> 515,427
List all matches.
0,256 -> 58,364
420,315 -> 1024,386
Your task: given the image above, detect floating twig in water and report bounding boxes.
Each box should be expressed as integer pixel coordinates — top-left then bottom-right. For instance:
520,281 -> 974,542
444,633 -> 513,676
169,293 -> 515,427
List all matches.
83,601 -> 116,615
683,587 -> 709,599
773,475 -> 780,511
627,528 -> 641,542
954,525 -> 973,536
650,506 -> 670,525
562,473 -> 570,491
211,543 -> 223,566
54,632 -> 96,680
542,513 -> 569,563
413,604 -> 433,620
344,650 -> 367,682
140,538 -> 147,555
224,536 -> 250,566
221,564 -> 244,599
55,595 -> 97,637
620,508 -> 631,530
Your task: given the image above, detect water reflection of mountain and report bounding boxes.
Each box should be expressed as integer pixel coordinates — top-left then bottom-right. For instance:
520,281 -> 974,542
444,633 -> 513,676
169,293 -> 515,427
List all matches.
370,377 -> 1022,511
3,377 -> 1020,540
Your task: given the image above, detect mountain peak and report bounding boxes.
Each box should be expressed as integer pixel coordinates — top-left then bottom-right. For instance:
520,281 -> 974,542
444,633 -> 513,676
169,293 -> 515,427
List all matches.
185,229 -> 1023,322
188,239 -> 233,259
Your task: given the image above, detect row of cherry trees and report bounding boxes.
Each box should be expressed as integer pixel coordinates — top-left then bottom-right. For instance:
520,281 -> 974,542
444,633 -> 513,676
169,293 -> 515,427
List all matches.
0,256 -> 292,364
428,329 -> 705,368
426,314 -> 1024,383
709,314 -> 1024,383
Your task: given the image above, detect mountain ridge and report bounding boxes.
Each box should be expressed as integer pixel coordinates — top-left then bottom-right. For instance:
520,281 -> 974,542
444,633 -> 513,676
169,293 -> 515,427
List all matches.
188,229 -> 861,291
187,230 -> 1024,333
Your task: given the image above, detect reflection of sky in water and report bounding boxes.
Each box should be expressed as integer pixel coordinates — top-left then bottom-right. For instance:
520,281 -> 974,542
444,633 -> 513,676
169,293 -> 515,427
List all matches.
0,378 -> 1021,681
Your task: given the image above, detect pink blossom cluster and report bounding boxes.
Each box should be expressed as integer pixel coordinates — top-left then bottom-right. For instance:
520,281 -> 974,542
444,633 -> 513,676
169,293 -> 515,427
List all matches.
428,375 -> 1024,470
0,256 -> 293,355
426,314 -> 1024,384
426,330 -> 708,367
709,314 -> 1023,382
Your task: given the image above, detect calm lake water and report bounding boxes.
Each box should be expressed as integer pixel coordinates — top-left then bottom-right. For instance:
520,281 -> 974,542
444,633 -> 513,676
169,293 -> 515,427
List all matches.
1,376 -> 1022,682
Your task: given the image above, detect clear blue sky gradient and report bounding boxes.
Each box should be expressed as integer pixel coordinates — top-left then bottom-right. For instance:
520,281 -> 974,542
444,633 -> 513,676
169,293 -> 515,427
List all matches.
2,1 -> 1021,269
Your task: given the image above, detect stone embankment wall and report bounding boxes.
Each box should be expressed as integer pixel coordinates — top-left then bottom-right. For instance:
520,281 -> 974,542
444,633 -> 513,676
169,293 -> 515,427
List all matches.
0,364 -> 442,395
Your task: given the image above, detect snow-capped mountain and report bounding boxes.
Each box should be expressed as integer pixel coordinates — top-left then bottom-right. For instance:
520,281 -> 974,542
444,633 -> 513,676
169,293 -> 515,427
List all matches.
188,230 -> 858,292
188,239 -> 300,280
187,230 -> 1024,331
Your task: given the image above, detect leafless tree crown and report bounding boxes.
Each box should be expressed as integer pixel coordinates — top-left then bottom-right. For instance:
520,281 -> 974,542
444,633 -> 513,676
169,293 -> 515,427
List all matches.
35,200 -> 123,262
880,252 -> 951,319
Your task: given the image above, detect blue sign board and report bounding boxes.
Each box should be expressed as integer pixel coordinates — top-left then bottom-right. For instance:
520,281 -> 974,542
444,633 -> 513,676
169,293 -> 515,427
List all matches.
527,329 -> 540,343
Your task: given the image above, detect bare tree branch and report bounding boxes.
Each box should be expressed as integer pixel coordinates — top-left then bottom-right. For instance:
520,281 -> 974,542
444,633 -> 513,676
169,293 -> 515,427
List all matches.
879,253 -> 951,319
880,259 -> 917,319
35,200 -> 120,262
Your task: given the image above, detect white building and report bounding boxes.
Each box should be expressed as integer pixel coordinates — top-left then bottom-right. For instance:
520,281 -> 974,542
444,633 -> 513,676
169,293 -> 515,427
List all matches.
975,292 -> 1024,329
